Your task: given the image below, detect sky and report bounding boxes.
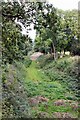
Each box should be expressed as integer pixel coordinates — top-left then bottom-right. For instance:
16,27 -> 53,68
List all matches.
4,0 -> 80,10
47,0 -> 79,10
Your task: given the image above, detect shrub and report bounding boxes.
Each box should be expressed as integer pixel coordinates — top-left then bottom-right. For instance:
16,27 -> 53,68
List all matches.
2,62 -> 31,118
23,57 -> 32,68
36,55 -> 53,68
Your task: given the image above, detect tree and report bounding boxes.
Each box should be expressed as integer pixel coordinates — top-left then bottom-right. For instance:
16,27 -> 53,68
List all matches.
34,3 -> 58,60
2,2 -> 33,63
56,9 -> 79,55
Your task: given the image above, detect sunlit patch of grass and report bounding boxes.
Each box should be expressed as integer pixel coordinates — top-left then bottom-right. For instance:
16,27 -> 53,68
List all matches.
26,61 -> 50,82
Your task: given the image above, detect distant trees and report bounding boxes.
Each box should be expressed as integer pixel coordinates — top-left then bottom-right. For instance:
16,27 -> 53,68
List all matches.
2,1 -> 59,62
35,8 -> 79,58
34,3 -> 58,60
57,9 -> 79,55
2,1 -> 79,64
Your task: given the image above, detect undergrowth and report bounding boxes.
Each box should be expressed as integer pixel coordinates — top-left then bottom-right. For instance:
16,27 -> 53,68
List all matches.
2,55 -> 79,118
2,57 -> 32,118
24,55 -> 79,118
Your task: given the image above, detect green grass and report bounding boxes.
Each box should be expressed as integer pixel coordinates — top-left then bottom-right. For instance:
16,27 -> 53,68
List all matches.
21,57 -> 78,118
24,61 -> 67,98
26,61 -> 49,82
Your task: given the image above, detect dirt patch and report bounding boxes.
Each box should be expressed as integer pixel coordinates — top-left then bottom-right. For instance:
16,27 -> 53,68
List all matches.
30,52 -> 43,60
54,99 -> 66,106
53,112 -> 73,118
28,96 -> 49,106
36,96 -> 49,102
28,98 -> 39,106
53,99 -> 78,110
37,111 -> 50,118
70,102 -> 78,110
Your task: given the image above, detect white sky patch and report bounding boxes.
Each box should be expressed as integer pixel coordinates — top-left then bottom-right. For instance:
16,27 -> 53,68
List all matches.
17,0 -> 21,6
15,18 -> 36,41
15,18 -> 28,36
28,23 -> 36,42
4,0 -> 8,2
47,0 -> 79,10
15,18 -> 27,31
3,0 -> 79,10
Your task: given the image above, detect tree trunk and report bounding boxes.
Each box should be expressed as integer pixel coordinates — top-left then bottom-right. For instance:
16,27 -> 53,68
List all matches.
52,43 -> 56,61
51,48 -> 53,55
64,49 -> 66,56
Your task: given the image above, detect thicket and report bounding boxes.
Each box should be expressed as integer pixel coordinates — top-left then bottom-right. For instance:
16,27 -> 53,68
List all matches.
37,55 -> 79,100
2,57 -> 32,118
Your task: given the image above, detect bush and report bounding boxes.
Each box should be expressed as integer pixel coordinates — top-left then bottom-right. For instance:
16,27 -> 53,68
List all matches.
36,54 -> 53,68
41,56 -> 79,99
56,60 -> 70,71
2,62 -> 31,118
23,57 -> 32,68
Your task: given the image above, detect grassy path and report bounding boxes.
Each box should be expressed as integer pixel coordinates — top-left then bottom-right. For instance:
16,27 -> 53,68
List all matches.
24,61 -> 78,118
25,61 -> 67,99
26,61 -> 50,81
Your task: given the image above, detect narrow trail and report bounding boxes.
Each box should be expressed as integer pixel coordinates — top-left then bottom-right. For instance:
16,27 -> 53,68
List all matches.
26,61 -> 50,82
26,61 -> 67,99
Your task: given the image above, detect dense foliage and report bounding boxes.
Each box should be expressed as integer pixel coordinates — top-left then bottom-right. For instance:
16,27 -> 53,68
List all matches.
25,56 -> 79,118
2,2 -> 79,63
35,8 -> 79,58
2,2 -> 33,64
1,1 -> 79,119
2,57 -> 32,118
36,55 -> 79,99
